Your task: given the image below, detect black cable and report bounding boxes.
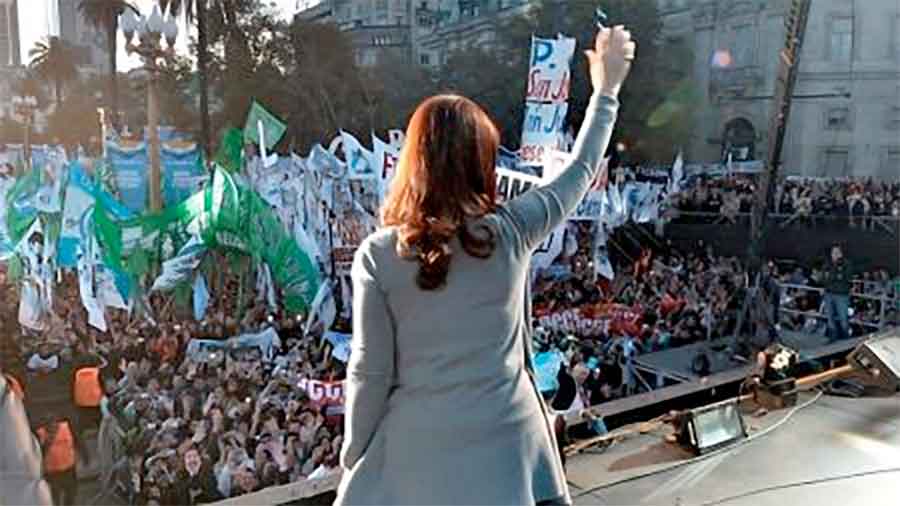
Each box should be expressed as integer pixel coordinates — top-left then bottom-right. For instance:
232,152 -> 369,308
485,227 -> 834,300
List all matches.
697,467 -> 900,506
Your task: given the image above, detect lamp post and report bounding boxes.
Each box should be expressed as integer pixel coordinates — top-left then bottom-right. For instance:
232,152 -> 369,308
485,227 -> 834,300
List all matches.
11,94 -> 38,171
120,5 -> 179,212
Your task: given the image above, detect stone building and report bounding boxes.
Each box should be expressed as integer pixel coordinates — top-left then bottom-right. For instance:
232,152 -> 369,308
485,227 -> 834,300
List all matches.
659,0 -> 900,178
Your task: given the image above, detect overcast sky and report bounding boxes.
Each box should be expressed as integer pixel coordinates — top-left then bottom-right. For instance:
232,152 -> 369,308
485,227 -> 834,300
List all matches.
20,0 -> 304,69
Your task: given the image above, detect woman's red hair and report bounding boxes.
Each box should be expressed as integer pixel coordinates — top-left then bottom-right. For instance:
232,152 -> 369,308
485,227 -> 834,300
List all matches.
381,95 -> 499,290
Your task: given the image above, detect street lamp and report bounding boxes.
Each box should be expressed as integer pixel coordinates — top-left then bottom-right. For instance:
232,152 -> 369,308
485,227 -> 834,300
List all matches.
11,94 -> 38,171
120,5 -> 179,212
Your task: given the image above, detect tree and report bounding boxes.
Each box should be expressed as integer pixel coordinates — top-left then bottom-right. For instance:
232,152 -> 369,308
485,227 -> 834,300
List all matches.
78,0 -> 138,131
439,0 -> 698,162
47,78 -> 105,150
28,37 -> 79,107
157,0 -> 212,157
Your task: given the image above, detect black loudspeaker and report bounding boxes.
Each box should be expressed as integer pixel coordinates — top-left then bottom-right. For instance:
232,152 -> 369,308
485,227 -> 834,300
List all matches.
848,328 -> 900,391
678,399 -> 747,455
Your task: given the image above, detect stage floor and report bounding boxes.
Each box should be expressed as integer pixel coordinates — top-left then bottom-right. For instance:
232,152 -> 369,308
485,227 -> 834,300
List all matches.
568,392 -> 900,506
633,331 -> 864,382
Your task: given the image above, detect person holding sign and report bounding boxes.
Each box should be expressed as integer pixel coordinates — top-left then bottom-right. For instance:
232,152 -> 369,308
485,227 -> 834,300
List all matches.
336,25 -> 635,506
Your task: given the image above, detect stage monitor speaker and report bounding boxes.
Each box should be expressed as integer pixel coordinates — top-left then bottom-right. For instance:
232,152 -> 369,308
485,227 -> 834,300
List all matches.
848,328 -> 900,391
679,399 -> 747,455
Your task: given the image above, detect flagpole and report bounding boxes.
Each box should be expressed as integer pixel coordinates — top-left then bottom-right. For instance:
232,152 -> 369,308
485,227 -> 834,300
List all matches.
258,119 -> 267,162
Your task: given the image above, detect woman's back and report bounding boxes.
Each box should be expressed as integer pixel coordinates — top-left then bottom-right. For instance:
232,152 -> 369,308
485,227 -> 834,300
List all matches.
335,25 -> 635,506
357,214 -> 537,430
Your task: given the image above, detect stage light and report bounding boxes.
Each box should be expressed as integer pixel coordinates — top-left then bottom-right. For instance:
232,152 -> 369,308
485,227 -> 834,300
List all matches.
677,399 -> 747,455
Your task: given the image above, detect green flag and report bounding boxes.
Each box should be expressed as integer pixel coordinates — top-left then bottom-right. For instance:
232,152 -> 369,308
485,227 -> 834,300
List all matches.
214,128 -> 244,173
244,100 -> 286,150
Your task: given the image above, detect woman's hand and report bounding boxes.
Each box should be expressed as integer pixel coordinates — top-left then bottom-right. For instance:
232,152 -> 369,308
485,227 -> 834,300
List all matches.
586,25 -> 636,97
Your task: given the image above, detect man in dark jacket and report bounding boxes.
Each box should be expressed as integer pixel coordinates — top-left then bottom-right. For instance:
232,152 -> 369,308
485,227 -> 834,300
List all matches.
822,245 -> 852,342
172,446 -> 221,505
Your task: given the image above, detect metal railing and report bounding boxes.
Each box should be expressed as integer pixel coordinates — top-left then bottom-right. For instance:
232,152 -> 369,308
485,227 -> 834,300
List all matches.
778,281 -> 898,331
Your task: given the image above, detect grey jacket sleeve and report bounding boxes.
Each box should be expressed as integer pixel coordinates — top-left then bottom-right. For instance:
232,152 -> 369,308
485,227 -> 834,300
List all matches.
0,375 -> 53,505
340,240 -> 396,470
498,94 -> 619,255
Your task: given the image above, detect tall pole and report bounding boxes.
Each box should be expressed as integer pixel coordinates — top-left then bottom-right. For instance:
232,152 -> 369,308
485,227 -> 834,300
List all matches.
22,114 -> 31,171
148,74 -> 162,211
197,0 -> 211,160
747,0 -> 811,276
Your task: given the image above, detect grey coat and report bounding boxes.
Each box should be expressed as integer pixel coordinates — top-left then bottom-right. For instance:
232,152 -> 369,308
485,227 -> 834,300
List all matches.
335,94 -> 619,505
0,374 -> 53,505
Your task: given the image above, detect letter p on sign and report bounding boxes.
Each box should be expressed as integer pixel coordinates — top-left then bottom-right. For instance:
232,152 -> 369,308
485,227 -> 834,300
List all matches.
531,40 -> 553,67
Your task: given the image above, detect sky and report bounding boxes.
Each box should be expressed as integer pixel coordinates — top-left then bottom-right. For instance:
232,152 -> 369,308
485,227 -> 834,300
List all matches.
19,0 -> 303,69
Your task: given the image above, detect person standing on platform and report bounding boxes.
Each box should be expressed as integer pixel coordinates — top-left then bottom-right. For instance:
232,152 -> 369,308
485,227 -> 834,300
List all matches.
823,244 -> 852,342
334,24 -> 635,506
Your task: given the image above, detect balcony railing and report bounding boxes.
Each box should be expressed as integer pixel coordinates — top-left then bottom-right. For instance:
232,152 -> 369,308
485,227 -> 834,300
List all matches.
710,66 -> 764,94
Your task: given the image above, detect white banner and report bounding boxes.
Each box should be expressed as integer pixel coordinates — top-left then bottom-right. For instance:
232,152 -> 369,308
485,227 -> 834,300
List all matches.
520,102 -> 568,165
525,36 -> 576,103
340,131 -> 377,180
372,134 -> 400,197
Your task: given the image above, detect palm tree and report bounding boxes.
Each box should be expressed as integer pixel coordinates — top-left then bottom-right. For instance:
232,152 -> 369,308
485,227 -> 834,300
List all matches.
77,0 -> 138,131
28,37 -> 79,107
157,0 -> 212,158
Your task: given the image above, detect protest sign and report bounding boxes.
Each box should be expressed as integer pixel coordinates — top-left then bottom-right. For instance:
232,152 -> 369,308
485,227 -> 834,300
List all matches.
107,142 -> 149,213
526,36 -> 576,103
521,35 -> 575,166
520,102 -> 568,165
372,134 -> 400,197
162,142 -> 206,206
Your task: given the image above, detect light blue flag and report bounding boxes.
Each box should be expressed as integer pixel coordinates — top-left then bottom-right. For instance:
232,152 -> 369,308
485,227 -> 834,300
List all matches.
534,350 -> 565,393
193,274 -> 210,321
107,142 -> 149,213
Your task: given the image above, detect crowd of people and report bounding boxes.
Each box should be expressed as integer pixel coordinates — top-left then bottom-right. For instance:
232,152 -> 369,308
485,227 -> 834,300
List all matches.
671,175 -> 900,227
2,268 -> 347,505
528,225 -> 899,412
2,170 -> 898,505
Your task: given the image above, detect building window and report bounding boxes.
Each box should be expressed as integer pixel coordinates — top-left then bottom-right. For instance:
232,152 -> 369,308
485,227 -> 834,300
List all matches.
823,148 -> 850,177
829,16 -> 853,63
732,24 -> 754,66
419,53 -> 431,65
884,150 -> 900,176
894,16 -> 900,57
886,106 -> 900,130
825,107 -> 851,130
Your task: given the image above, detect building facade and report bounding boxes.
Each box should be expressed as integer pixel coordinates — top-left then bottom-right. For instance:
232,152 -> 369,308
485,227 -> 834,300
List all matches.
296,0 -> 415,66
413,0 -> 531,67
0,0 -> 20,67
660,0 -> 900,178
295,0 -> 532,67
56,0 -> 108,73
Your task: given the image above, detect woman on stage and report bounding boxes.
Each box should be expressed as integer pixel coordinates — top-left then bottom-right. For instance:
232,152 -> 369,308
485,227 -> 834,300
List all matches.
336,24 -> 635,506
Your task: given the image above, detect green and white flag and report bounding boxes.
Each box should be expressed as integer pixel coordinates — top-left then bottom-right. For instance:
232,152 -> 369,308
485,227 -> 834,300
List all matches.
244,100 -> 287,150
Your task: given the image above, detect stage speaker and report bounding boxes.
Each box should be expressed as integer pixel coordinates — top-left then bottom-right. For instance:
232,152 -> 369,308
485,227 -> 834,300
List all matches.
848,328 -> 900,391
678,399 -> 747,455
679,399 -> 747,455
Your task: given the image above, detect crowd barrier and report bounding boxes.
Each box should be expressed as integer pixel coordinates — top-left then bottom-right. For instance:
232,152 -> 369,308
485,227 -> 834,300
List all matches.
664,215 -> 899,274
208,473 -> 341,506
778,280 -> 897,331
